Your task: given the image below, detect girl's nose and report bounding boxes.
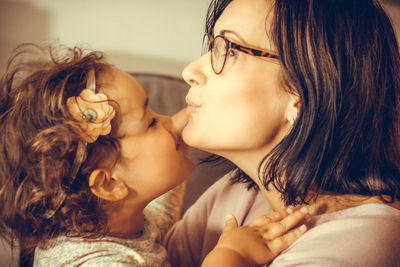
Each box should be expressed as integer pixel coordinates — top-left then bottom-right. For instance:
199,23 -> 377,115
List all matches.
158,114 -> 181,144
182,54 -> 209,88
171,108 -> 189,137
158,114 -> 173,132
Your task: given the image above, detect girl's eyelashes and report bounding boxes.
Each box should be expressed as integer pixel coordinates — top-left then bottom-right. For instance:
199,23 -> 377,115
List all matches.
149,118 -> 158,128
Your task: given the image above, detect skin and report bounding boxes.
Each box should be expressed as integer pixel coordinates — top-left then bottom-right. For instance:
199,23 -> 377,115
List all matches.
92,68 -> 307,264
182,0 -> 400,244
202,208 -> 309,267
183,0 -> 293,157
91,67 -> 194,237
181,0 -> 309,264
182,0 -> 297,210
180,0 -> 400,264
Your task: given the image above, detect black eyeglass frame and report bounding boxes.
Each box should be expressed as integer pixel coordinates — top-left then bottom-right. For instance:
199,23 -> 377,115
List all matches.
208,34 -> 280,74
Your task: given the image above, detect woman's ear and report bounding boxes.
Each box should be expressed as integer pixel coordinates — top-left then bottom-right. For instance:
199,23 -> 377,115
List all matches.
285,93 -> 300,125
89,169 -> 128,201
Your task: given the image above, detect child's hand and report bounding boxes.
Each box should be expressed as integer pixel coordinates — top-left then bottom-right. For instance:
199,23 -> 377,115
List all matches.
202,208 -> 309,267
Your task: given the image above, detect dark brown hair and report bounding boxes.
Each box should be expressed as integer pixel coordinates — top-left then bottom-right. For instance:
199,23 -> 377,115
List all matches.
0,44 -> 121,252
205,0 -> 400,206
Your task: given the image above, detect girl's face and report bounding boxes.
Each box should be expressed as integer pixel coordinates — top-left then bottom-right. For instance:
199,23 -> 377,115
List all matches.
100,68 -> 194,201
182,0 -> 294,162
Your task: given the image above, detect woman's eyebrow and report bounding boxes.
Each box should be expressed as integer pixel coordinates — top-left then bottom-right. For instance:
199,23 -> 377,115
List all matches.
219,29 -> 246,43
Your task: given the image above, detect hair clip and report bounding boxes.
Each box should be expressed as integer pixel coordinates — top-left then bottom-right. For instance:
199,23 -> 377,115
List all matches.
82,69 -> 97,122
67,69 -> 116,180
70,69 -> 96,180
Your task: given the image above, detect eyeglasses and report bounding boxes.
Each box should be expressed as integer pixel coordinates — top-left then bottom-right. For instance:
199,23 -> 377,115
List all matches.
207,35 -> 279,74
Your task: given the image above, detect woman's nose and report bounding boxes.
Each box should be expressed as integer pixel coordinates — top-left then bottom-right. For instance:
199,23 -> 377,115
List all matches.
182,54 -> 209,87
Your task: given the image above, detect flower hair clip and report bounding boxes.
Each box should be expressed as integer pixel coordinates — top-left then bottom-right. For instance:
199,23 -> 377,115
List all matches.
67,70 -> 115,143
67,69 -> 115,179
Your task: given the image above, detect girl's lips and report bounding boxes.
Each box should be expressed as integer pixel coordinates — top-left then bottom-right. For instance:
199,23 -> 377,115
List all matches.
176,138 -> 188,151
176,136 -> 190,158
173,132 -> 185,151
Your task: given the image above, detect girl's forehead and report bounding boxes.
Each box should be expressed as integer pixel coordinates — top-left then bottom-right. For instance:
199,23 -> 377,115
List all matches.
100,68 -> 146,103
99,68 -> 148,124
101,69 -> 148,136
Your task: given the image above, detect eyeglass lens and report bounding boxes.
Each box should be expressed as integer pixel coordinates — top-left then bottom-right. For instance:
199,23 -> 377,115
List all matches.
211,36 -> 228,74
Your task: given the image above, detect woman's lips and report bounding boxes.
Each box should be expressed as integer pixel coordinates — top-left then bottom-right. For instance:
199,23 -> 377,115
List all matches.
185,97 -> 201,114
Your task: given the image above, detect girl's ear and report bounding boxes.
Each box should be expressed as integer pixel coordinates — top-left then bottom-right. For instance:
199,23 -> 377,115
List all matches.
285,93 -> 300,125
89,169 -> 128,201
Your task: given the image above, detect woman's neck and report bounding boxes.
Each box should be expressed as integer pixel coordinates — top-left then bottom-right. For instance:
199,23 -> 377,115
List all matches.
259,184 -> 400,216
227,151 -> 400,215
219,147 -> 400,215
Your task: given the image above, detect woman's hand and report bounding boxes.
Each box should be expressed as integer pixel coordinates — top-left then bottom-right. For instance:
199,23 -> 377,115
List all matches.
202,208 -> 309,267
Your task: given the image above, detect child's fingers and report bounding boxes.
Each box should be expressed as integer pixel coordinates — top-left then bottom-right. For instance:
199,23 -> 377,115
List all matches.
223,214 -> 238,232
249,209 -> 291,227
261,207 -> 309,240
267,224 -> 307,255
265,209 -> 291,222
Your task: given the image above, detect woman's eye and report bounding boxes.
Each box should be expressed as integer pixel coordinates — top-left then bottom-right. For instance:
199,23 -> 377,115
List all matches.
149,118 -> 158,128
228,49 -> 237,57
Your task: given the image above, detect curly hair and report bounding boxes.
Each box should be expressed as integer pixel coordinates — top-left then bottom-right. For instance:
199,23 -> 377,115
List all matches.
0,44 -> 121,253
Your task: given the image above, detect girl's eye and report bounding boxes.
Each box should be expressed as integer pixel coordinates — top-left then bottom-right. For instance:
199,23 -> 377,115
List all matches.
149,118 -> 158,128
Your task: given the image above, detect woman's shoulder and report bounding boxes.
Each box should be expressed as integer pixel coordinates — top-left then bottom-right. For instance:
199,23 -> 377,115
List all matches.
270,203 -> 400,266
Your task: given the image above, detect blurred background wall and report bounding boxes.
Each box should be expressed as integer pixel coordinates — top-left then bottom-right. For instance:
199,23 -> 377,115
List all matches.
1,0 -> 399,78
385,0 -> 400,40
0,0 -> 210,78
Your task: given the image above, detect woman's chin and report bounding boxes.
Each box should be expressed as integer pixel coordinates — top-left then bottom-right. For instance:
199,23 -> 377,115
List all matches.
181,127 -> 196,147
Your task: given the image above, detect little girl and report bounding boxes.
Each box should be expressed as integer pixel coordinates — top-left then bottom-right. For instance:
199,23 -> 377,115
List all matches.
0,44 -> 307,266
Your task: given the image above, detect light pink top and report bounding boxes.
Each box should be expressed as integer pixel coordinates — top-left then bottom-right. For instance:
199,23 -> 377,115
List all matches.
164,173 -> 400,266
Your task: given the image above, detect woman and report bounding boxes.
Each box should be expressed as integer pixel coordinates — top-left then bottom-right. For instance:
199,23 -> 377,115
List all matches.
165,0 -> 400,266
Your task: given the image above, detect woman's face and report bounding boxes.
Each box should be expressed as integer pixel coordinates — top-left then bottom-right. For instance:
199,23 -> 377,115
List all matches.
182,0 -> 294,160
